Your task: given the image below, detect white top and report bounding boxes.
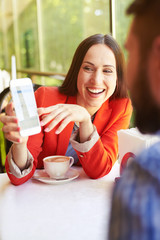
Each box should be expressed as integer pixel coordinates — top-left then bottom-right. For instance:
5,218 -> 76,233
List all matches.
0,163 -> 120,240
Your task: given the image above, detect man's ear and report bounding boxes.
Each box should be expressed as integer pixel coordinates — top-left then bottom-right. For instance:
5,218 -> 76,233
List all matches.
149,36 -> 160,104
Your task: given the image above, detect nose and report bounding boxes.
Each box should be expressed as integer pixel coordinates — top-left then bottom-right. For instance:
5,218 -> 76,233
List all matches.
90,69 -> 102,85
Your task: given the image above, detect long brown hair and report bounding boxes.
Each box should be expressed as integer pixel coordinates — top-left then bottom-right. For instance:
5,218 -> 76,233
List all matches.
59,34 -> 128,100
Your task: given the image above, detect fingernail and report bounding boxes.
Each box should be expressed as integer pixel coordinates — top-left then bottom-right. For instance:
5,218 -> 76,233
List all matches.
44,128 -> 49,132
40,121 -> 44,126
55,130 -> 60,134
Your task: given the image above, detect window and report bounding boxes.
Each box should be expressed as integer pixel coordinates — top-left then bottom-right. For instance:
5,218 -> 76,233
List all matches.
36,0 -> 110,73
0,0 -> 132,81
115,0 -> 133,55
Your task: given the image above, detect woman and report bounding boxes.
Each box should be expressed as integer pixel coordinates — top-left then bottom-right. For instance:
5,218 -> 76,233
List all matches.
1,34 -> 132,185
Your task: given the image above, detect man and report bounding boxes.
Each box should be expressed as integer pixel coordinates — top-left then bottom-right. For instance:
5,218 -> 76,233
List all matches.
108,0 -> 160,239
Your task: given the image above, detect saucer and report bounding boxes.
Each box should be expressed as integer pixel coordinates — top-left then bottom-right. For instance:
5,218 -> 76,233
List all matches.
32,168 -> 79,185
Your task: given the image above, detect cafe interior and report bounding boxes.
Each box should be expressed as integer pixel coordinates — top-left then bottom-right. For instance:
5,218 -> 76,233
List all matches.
0,1 -> 160,240
0,0 -> 132,173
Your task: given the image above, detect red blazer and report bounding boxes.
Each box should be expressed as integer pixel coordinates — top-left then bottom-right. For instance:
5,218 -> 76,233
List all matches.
6,87 -> 132,185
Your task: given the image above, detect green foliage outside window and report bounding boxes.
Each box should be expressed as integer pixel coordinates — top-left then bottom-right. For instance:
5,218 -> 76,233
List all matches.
0,0 -> 134,77
0,0 -> 110,75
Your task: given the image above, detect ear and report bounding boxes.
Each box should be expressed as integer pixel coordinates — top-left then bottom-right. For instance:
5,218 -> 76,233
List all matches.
148,36 -> 160,104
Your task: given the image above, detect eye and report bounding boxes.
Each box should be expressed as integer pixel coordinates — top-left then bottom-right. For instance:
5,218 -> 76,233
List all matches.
83,66 -> 94,72
103,69 -> 113,74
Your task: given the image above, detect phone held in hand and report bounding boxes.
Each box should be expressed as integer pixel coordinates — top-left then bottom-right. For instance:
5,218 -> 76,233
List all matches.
10,78 -> 41,137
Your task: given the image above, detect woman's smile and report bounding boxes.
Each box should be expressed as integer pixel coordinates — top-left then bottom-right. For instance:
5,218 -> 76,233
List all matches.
86,87 -> 105,98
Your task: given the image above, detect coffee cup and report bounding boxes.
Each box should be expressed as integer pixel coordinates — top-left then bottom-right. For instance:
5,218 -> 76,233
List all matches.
43,155 -> 74,179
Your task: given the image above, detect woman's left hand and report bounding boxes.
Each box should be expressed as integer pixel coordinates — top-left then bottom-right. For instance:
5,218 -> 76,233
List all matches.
38,104 -> 92,135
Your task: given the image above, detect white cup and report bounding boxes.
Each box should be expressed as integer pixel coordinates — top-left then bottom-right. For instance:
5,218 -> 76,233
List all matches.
43,155 -> 74,179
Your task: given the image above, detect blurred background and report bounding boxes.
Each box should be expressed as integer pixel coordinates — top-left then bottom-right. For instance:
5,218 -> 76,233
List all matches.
0,0 -> 132,85
0,0 -> 134,171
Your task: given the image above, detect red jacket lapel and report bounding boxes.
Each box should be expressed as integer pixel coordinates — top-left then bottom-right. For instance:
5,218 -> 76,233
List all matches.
94,100 -> 112,134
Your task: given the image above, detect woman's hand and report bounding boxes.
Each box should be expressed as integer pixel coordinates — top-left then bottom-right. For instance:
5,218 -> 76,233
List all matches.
38,104 -> 94,142
0,102 -> 28,170
0,102 -> 28,144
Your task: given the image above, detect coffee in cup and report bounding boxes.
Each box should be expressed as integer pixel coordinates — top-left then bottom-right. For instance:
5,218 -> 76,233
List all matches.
43,155 -> 74,179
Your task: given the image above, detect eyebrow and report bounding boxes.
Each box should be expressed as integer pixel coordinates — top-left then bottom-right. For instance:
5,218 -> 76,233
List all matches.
83,61 -> 115,68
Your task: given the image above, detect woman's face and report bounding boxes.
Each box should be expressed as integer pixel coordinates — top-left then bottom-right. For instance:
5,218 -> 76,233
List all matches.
77,44 -> 117,114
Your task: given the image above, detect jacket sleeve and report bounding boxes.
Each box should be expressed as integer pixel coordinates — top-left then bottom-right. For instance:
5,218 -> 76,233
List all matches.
70,98 -> 133,179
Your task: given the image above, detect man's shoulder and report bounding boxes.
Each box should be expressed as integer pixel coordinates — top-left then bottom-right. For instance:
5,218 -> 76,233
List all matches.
137,141 -> 160,172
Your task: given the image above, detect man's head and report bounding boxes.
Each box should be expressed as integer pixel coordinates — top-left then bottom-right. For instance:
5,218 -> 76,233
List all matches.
125,0 -> 160,134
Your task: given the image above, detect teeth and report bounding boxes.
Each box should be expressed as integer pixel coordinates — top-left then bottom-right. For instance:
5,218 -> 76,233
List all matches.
88,88 -> 104,94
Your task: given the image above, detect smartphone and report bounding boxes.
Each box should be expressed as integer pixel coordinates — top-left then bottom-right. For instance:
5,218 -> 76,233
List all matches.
10,78 -> 41,137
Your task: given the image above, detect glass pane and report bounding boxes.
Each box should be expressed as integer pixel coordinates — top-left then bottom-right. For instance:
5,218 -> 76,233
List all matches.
0,0 -> 40,71
17,0 -> 40,70
115,0 -> 135,127
40,0 -> 110,73
0,32 -> 5,69
0,0 -> 110,77
0,0 -> 14,69
115,0 -> 133,57
6,25 -> 15,68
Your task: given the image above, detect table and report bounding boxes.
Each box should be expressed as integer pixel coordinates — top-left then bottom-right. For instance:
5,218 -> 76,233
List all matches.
0,162 -> 120,240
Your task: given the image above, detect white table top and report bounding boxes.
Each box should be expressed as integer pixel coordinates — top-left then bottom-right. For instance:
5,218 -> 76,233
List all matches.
0,162 -> 120,240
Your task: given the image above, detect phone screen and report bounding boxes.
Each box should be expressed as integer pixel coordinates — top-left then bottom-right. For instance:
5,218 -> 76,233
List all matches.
10,79 -> 41,136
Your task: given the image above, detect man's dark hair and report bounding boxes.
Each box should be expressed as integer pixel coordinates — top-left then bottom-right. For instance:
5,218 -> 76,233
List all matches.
126,0 -> 160,134
126,0 -> 160,60
127,0 -> 155,15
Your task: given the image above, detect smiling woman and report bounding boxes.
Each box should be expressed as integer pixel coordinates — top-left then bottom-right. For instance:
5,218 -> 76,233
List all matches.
76,44 -> 117,115
1,34 -> 132,185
